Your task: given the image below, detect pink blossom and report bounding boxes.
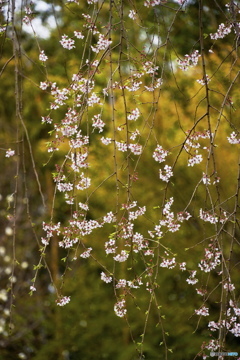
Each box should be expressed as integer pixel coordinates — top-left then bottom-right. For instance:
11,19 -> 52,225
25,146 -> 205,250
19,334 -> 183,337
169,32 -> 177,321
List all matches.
116,279 -> 127,288
101,137 -> 112,145
5,149 -> 15,157
188,153 -> 203,166
80,247 -> 92,258
76,173 -> 91,190
113,250 -> 129,262
144,0 -> 162,7
57,296 -> 71,306
92,114 -> 105,132
210,23 -> 232,40
159,165 -> 173,182
127,108 -> 140,121
160,257 -> 176,269
91,34 -> 112,53
105,239 -> 117,254
195,306 -> 209,316
129,10 -> 137,20
153,145 -> 168,163
74,31 -> 84,39
227,131 -> 240,144
60,35 -> 75,50
128,143 -> 143,155
101,272 -> 112,283
116,141 -> 128,152
114,299 -> 127,317
177,50 -> 200,71
103,211 -> 116,223
39,50 -> 48,62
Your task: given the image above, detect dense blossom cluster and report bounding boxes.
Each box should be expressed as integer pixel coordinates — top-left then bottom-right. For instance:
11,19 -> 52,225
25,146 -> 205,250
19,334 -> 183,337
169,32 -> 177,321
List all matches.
114,299 -> 127,317
60,35 -> 75,50
57,296 -> 71,306
210,23 -> 232,40
153,145 -> 168,163
91,34 -> 112,53
198,244 -> 221,272
177,50 -> 200,71
5,149 -> 15,157
227,131 -> 240,144
159,165 -> 173,182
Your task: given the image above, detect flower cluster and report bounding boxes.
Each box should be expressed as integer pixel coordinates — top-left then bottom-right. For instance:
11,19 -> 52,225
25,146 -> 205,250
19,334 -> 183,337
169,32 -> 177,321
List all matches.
114,299 -> 127,317
143,61 -> 159,75
154,198 -> 191,235
92,114 -> 105,132
39,50 -> 48,62
160,257 -> 176,269
196,74 -> 211,85
128,143 -> 142,155
80,247 -> 92,258
186,270 -> 198,285
127,108 -> 140,121
113,250 -> 129,262
199,209 -> 218,224
210,23 -> 232,40
177,50 -> 200,71
195,306 -> 209,316
153,145 -> 168,163
42,222 -> 61,246
198,244 -> 221,273
144,0 -> 162,7
105,239 -> 117,254
103,211 -> 116,223
159,165 -> 173,182
60,35 -> 75,50
227,131 -> 240,144
57,296 -> 71,306
76,173 -> 91,190
188,152 -> 203,167
101,272 -> 112,283
5,149 -> 15,157
91,34 -> 112,53
74,31 -> 84,39
128,10 -> 137,20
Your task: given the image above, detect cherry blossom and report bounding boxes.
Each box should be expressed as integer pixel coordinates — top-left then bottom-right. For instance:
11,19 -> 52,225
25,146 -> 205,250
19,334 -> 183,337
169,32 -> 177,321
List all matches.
101,137 -> 112,145
101,272 -> 112,283
195,306 -> 209,316
127,108 -> 140,121
153,145 -> 168,163
39,50 -> 48,62
128,10 -> 137,20
74,31 -> 84,39
113,250 -> 129,262
159,165 -> 173,182
57,296 -> 71,306
186,270 -> 198,285
92,114 -> 105,132
114,299 -> 127,317
210,23 -> 232,40
177,50 -> 200,71
80,247 -> 92,258
5,149 -> 15,157
91,34 -> 112,53
227,131 -> 240,144
60,35 -> 75,50
144,0 -> 162,7
160,257 -> 176,269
